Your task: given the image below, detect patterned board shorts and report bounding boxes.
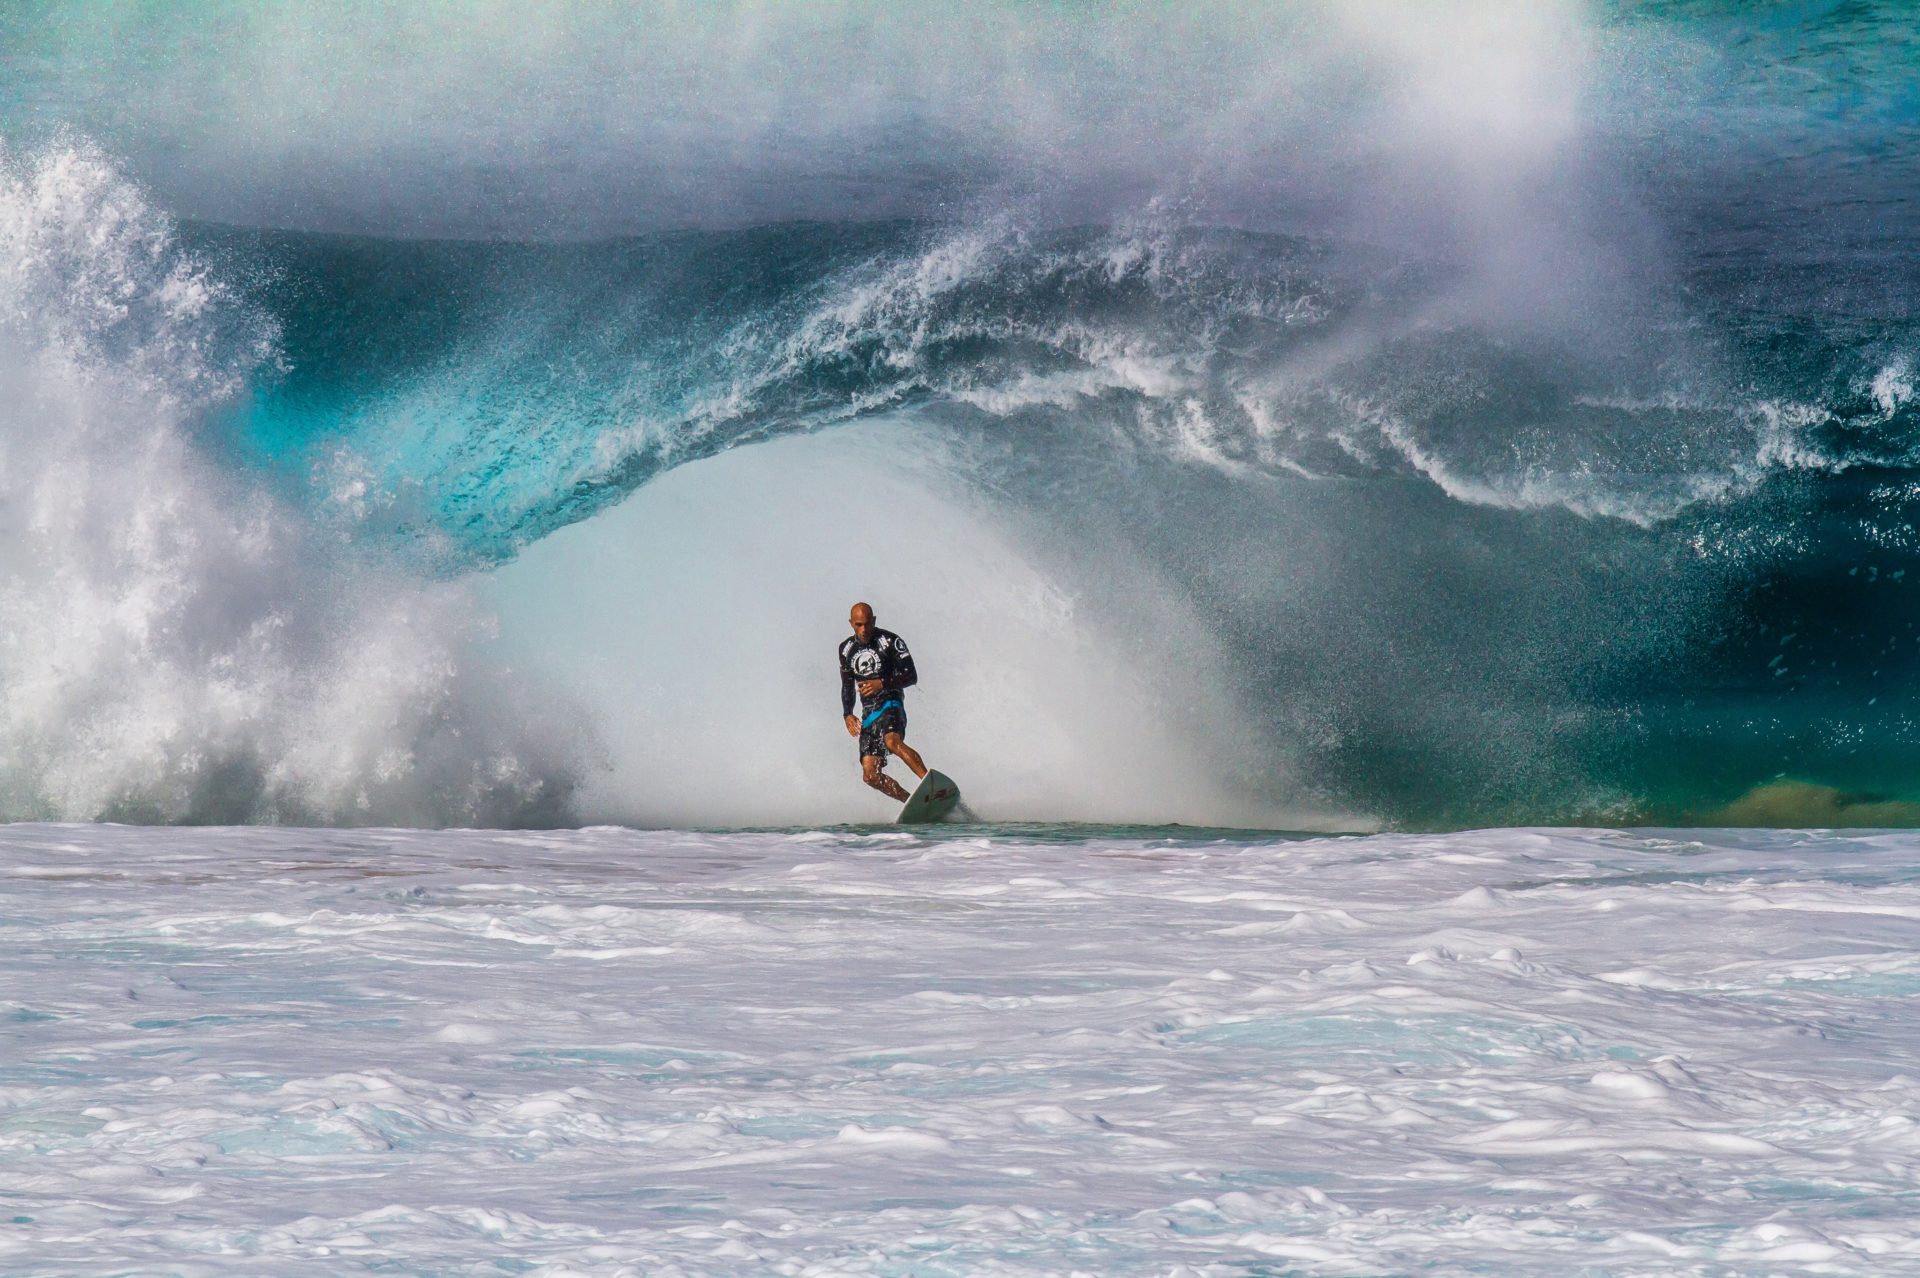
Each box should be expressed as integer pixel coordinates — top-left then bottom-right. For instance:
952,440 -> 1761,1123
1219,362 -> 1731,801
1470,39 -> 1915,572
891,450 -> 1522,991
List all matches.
858,701 -> 906,760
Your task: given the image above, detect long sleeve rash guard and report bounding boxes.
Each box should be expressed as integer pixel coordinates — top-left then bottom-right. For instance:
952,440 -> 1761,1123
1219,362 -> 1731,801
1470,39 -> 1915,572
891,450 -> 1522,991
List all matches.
839,628 -> 918,717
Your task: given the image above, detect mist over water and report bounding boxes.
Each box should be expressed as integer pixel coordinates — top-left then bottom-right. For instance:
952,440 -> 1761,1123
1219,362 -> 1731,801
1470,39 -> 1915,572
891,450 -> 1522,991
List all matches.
4,3 -> 1920,827
482,423 -> 1334,829
2,0 -> 1604,239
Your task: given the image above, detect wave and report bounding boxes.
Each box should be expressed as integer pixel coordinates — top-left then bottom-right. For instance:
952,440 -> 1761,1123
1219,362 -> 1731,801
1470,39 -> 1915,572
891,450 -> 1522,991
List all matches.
7,1 -> 1920,828
212,212 -> 1920,564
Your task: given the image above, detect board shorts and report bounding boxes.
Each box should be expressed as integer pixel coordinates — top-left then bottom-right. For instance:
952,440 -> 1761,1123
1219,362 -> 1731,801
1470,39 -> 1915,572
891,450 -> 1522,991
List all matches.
858,700 -> 906,760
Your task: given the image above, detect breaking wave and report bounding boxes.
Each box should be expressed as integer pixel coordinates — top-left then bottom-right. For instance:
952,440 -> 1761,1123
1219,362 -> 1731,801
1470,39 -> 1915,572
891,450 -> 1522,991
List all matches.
6,0 -> 1920,827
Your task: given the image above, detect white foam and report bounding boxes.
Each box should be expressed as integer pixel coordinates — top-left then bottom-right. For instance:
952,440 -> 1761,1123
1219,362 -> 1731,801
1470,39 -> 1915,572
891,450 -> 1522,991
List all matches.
4,822 -> 1917,1274
0,145 -> 578,824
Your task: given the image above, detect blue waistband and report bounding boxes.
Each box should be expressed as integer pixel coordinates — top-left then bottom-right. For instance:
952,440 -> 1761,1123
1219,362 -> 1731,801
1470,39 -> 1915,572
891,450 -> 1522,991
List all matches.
861,699 -> 902,728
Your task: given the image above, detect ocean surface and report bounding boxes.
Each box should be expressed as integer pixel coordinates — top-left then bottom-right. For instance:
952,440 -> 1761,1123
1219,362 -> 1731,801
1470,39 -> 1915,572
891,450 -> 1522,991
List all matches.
6,821 -> 1918,1275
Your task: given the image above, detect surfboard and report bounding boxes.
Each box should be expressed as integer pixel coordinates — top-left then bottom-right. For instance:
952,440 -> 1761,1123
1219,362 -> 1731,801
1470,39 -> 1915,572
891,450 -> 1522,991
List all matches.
897,768 -> 962,823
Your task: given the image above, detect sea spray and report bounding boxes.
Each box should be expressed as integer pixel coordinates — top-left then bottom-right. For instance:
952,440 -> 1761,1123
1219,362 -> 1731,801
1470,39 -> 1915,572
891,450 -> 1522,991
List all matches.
0,145 -> 578,823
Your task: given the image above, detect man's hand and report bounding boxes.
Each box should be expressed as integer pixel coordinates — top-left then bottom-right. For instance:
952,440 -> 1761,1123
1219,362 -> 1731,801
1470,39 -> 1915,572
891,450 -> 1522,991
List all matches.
844,714 -> 861,737
856,677 -> 886,699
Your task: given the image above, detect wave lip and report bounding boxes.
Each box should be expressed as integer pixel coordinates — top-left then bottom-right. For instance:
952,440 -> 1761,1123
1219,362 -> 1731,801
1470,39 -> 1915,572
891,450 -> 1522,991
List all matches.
236,212 -> 1861,569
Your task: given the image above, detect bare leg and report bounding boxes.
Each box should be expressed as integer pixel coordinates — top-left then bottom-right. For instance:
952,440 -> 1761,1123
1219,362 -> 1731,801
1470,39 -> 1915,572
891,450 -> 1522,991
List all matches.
862,753 -> 910,802
882,732 -> 927,780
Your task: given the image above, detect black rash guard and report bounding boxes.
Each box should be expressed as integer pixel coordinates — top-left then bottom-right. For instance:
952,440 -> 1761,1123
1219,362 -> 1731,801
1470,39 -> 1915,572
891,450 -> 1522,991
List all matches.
839,628 -> 918,719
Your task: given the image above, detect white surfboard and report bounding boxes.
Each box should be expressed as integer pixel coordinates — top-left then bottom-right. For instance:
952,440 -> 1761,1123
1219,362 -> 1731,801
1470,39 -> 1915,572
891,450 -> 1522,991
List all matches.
897,768 -> 962,823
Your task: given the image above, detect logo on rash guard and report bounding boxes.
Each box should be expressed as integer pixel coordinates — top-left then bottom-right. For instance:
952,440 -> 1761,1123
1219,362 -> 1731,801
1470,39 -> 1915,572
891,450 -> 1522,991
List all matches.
850,649 -> 883,677
891,638 -> 908,656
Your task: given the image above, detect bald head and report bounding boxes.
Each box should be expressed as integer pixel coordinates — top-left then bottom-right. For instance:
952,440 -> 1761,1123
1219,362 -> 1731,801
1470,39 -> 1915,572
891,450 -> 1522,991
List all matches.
849,602 -> 875,637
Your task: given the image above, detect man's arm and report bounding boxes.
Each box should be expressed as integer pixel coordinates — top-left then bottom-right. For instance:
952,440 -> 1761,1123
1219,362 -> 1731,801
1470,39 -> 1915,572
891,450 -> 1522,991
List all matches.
886,640 -> 918,693
840,649 -> 857,718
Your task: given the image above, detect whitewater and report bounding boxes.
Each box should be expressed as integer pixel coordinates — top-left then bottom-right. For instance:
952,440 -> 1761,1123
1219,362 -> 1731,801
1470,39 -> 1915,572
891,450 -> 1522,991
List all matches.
7,821 -> 1918,1276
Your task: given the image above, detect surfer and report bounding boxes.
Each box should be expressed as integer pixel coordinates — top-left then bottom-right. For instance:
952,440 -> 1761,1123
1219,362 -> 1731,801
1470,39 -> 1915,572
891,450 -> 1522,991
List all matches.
839,602 -> 928,801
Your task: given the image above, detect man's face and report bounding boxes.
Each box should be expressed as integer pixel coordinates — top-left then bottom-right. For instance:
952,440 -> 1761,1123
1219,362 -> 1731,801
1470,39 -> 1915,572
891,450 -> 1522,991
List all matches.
850,610 -> 875,641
